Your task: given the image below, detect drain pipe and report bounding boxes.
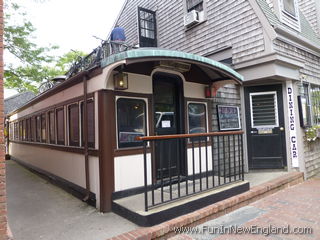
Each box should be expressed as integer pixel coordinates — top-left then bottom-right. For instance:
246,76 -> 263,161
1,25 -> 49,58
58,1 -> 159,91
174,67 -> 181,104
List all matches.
83,72 -> 90,202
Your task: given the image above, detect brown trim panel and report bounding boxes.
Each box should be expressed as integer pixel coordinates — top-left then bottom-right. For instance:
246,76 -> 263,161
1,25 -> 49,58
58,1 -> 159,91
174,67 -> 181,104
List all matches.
98,90 -> 116,212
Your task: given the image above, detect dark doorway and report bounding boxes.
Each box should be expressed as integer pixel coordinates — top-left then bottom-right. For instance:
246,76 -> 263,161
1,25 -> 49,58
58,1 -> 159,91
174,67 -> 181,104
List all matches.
244,84 -> 287,169
153,73 -> 185,180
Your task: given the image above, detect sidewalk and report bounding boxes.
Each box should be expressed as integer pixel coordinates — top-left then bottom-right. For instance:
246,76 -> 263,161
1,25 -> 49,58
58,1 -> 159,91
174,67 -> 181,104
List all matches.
175,177 -> 320,240
6,160 -> 138,240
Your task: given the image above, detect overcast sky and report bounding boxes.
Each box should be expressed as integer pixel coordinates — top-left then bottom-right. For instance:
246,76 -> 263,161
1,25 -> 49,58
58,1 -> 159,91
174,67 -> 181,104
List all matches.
5,0 -> 126,98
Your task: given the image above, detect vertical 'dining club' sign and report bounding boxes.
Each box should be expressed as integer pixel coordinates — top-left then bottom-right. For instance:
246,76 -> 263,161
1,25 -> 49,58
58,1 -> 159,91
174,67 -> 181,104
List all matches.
287,82 -> 299,168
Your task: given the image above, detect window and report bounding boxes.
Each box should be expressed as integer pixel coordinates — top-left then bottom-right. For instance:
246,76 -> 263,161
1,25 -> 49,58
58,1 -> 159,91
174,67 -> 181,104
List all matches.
250,92 -> 279,128
36,115 -> 41,142
41,114 -> 46,142
310,85 -> 320,125
48,111 -> 55,144
68,104 -> 79,146
188,103 -> 207,134
19,121 -> 23,140
31,116 -> 36,142
138,7 -> 157,47
186,0 -> 203,12
26,118 -> 31,141
117,98 -> 146,148
14,122 -> 18,140
81,99 -> 95,148
283,0 -> 296,17
22,120 -> 26,141
9,123 -> 13,140
56,108 -> 65,145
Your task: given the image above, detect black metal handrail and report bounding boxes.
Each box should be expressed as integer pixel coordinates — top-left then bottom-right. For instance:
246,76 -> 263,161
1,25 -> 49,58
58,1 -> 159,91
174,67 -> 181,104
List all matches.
137,131 -> 244,211
66,41 -> 134,79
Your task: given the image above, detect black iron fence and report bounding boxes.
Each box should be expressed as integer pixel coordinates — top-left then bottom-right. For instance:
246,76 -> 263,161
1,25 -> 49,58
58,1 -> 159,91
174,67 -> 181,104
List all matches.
66,41 -> 134,78
137,131 -> 244,211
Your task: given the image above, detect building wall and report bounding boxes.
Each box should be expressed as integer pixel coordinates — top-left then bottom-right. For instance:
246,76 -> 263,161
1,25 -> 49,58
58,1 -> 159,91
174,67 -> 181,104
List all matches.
273,39 -> 320,178
0,0 -> 8,238
298,0 -> 320,34
117,0 -> 266,64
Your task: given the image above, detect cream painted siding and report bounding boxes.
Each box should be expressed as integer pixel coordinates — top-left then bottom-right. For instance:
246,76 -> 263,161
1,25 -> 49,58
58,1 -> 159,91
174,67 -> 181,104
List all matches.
298,0 -> 319,34
116,0 -> 266,64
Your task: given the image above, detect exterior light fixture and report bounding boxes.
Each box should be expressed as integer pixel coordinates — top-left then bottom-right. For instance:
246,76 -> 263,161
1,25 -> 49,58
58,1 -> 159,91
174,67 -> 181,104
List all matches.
114,72 -> 128,90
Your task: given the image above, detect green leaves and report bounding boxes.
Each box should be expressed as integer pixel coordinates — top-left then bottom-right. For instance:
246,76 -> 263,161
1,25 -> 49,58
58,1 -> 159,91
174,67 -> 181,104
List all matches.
4,0 -> 86,93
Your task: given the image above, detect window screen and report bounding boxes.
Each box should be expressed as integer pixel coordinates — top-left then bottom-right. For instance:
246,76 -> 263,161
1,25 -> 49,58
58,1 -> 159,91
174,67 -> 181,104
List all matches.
250,92 -> 278,128
117,98 -> 146,148
188,103 -> 207,134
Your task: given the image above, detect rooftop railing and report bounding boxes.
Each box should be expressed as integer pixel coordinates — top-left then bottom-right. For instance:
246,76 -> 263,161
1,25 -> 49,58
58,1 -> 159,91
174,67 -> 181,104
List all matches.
39,41 -> 133,93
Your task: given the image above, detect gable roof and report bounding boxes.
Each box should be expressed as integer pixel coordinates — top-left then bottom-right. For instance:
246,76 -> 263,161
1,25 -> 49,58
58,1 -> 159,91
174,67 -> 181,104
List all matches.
4,91 -> 36,115
256,0 -> 320,47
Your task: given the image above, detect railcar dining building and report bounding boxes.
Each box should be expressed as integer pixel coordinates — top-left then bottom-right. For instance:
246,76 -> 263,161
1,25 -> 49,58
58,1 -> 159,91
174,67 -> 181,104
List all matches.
6,0 -> 320,226
6,47 -> 250,225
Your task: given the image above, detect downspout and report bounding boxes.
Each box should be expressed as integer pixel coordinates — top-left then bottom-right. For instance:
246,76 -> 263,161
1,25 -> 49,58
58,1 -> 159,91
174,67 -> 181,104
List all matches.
83,73 -> 90,202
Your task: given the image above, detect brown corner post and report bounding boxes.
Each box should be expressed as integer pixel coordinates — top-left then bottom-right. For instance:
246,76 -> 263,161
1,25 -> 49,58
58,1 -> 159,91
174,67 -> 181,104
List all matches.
98,90 -> 115,212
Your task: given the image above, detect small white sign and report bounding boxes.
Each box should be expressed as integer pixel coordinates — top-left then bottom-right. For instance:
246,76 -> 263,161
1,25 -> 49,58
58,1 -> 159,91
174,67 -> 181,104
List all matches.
161,120 -> 171,128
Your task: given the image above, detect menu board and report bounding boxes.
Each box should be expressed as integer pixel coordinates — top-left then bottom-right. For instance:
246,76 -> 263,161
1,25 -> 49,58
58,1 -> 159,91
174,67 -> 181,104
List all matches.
217,105 -> 241,131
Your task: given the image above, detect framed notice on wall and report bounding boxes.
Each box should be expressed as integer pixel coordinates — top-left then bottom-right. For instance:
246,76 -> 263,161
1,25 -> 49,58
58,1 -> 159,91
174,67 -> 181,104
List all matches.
217,105 -> 241,131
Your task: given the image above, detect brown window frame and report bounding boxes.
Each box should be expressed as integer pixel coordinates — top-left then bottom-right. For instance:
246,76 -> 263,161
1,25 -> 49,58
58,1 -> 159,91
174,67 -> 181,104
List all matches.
68,103 -> 80,147
56,107 -> 65,145
31,116 -> 36,142
41,113 -> 46,142
48,110 -> 55,144
80,99 -> 95,148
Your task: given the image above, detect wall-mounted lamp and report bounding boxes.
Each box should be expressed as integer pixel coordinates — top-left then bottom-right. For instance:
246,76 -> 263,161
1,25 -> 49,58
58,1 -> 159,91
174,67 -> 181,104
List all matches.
114,72 -> 128,90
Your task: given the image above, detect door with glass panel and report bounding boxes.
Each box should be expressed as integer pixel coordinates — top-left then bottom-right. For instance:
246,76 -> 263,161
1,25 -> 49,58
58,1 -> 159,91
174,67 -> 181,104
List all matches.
153,73 -> 184,180
244,85 -> 287,169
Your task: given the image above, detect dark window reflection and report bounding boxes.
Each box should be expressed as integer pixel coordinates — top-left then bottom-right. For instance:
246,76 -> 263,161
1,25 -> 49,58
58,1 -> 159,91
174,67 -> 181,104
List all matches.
188,103 -> 206,134
117,98 -> 146,148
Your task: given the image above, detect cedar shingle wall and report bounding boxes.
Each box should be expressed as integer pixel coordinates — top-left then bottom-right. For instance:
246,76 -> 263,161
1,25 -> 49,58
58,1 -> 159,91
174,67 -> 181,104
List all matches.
274,39 -> 320,179
298,0 -> 319,34
116,0 -> 266,64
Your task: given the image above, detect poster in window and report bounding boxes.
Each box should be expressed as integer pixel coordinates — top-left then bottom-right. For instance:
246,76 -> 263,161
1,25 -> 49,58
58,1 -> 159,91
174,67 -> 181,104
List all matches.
217,105 -> 241,131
